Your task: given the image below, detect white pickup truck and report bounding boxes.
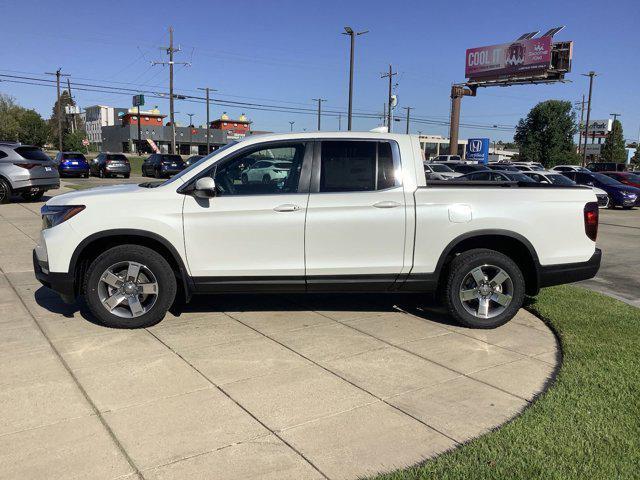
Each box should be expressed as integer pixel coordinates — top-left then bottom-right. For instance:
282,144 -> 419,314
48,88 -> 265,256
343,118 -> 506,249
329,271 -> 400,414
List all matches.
34,132 -> 601,329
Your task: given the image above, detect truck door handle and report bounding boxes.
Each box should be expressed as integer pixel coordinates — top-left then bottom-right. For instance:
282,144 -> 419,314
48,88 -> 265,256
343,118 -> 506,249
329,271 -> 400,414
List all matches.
372,201 -> 401,209
273,204 -> 301,212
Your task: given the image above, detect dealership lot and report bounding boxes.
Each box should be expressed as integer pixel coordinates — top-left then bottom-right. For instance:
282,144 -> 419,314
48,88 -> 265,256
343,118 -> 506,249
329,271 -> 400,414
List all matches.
0,186 -> 563,479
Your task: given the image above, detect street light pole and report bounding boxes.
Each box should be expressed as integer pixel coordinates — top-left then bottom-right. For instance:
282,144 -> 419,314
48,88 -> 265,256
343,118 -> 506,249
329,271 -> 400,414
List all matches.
187,113 -> 195,151
581,71 -> 597,167
289,121 -> 295,132
402,106 -> 412,134
342,26 -> 368,131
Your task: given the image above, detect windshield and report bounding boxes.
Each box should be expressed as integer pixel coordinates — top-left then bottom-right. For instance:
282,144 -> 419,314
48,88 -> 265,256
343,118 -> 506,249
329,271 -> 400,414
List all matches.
64,153 -> 86,160
160,141 -> 239,186
161,154 -> 183,162
430,164 -> 454,173
506,172 -> 535,182
593,173 -> 622,185
15,146 -> 51,162
106,154 -> 127,161
547,174 -> 575,186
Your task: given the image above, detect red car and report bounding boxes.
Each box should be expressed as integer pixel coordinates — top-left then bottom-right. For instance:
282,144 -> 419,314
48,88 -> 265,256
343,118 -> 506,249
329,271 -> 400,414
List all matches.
601,171 -> 640,188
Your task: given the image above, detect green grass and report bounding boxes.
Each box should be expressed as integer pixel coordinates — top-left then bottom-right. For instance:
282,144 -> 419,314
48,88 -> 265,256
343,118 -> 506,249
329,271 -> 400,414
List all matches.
371,286 -> 640,480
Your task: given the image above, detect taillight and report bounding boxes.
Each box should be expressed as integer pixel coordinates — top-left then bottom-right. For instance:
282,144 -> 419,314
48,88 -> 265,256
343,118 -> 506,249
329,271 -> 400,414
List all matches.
584,202 -> 598,241
13,163 -> 38,169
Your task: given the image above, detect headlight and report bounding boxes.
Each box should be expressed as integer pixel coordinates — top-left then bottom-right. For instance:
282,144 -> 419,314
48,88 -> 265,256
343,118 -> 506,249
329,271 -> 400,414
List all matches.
41,205 -> 85,229
622,191 -> 638,199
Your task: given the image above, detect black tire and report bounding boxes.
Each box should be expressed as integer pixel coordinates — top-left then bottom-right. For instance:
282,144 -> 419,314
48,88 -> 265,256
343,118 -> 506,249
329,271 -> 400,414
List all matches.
20,190 -> 45,202
444,248 -> 525,329
241,173 -> 248,184
124,174 -> 130,179
154,168 -> 161,179
98,168 -> 105,179
622,206 -> 633,210
84,245 -> 177,328
262,174 -> 271,184
0,178 -> 11,204
83,173 -> 89,178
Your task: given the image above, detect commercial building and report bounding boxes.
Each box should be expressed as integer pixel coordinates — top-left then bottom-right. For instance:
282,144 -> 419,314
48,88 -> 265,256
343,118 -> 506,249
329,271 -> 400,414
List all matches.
101,110 -> 255,155
84,105 -> 128,148
419,134 -> 468,159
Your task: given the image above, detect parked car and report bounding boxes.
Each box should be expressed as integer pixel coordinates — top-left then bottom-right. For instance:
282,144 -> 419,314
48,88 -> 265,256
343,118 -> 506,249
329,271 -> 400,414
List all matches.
423,162 -> 462,180
523,171 -> 610,208
560,171 -> 640,208
90,153 -> 131,178
457,170 -> 536,183
512,162 -> 545,171
487,163 -> 521,172
586,162 -> 626,172
437,162 -> 488,174
0,142 -> 59,203
600,171 -> 640,189
34,132 -> 601,331
141,154 -> 186,178
551,165 -> 591,173
54,152 -> 90,178
240,159 -> 292,184
185,155 -> 204,167
431,154 -> 461,162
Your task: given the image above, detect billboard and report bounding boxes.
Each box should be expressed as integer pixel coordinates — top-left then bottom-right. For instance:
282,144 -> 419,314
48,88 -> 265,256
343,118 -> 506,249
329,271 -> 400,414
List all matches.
465,37 -> 553,79
466,138 -> 489,164
582,119 -> 612,138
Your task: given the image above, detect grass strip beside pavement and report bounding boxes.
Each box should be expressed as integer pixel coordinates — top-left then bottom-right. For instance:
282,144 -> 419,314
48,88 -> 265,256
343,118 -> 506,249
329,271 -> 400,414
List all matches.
371,285 -> 640,480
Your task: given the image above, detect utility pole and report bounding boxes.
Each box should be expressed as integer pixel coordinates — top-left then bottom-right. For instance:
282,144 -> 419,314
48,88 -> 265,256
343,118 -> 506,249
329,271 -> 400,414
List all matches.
187,113 -> 195,151
609,113 -> 621,161
153,27 -> 190,154
197,87 -> 216,153
381,65 -> 397,132
312,98 -> 326,130
342,27 -> 368,131
576,94 -> 586,153
581,71 -> 597,167
338,114 -> 342,131
66,78 -> 77,134
45,68 -> 70,152
136,104 -> 142,155
289,121 -> 295,132
402,107 -> 412,134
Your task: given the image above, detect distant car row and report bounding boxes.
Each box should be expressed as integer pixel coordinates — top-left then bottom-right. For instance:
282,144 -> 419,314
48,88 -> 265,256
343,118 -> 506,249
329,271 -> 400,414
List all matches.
424,161 -> 640,209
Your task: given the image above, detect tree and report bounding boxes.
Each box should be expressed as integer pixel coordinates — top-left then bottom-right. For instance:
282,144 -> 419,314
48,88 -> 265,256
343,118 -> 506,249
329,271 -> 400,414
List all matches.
514,100 -> 578,167
63,130 -> 88,152
0,94 -> 49,146
49,90 -> 75,147
600,119 -> 626,162
632,144 -> 640,165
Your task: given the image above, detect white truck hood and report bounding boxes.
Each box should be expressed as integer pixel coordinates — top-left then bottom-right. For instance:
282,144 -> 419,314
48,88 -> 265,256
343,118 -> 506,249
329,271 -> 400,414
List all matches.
47,183 -> 148,206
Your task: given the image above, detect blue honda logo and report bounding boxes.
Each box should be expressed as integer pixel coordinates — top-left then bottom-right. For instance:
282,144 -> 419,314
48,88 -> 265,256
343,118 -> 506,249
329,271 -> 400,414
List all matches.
469,140 -> 482,153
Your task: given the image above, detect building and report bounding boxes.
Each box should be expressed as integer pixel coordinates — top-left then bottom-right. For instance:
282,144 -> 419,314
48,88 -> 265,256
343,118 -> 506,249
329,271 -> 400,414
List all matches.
210,112 -> 251,140
121,108 -> 166,127
84,105 -> 128,148
419,134 -> 468,159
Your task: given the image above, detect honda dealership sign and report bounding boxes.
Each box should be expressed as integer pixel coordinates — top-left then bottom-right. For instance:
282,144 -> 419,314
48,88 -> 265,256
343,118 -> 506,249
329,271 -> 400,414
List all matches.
466,138 -> 489,164
465,37 -> 553,79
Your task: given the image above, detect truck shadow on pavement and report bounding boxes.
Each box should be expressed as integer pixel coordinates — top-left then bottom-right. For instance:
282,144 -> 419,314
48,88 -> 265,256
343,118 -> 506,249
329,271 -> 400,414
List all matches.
33,286 -> 460,329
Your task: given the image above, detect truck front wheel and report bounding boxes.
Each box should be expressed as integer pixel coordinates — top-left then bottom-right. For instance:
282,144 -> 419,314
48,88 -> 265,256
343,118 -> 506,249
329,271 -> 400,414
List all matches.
444,248 -> 525,329
84,245 -> 176,328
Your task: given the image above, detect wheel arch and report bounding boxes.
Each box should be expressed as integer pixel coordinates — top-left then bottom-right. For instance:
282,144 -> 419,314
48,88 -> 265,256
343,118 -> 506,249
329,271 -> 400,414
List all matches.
70,229 -> 193,302
435,229 -> 541,296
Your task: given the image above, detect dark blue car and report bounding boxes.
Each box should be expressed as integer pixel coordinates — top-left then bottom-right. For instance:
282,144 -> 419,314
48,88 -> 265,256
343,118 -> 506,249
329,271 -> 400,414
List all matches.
54,152 -> 90,178
561,171 -> 640,209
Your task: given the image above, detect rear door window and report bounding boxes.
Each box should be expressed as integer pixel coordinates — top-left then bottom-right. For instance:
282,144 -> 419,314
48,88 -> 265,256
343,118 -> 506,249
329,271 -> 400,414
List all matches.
14,147 -> 50,161
319,141 -> 400,192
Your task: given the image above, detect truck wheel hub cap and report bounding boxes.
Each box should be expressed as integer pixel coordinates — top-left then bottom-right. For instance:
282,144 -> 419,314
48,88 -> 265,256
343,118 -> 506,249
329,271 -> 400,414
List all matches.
97,261 -> 159,319
459,264 -> 514,320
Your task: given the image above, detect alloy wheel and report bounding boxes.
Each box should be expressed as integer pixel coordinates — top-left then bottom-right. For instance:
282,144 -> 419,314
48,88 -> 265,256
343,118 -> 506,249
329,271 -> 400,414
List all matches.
458,264 -> 513,319
97,261 -> 159,318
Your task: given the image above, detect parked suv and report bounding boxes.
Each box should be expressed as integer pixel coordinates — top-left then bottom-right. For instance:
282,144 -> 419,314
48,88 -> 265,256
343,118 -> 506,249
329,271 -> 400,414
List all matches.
0,142 -> 59,203
141,154 -> 186,178
54,152 -> 90,178
90,153 -> 131,178
34,133 -> 600,331
240,159 -> 292,184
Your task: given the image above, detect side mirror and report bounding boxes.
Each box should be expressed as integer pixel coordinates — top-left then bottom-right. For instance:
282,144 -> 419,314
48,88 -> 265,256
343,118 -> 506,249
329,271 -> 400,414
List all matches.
193,177 -> 216,198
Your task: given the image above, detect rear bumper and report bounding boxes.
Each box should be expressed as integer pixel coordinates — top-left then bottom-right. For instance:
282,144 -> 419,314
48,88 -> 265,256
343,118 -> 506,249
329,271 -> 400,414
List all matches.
105,166 -> 131,174
12,177 -> 60,192
539,248 -> 602,288
33,249 -> 75,300
59,165 -> 90,175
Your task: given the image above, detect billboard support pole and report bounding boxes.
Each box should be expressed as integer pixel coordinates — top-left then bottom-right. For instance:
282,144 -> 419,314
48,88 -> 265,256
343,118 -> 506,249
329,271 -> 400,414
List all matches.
449,85 -> 476,155
581,71 -> 596,167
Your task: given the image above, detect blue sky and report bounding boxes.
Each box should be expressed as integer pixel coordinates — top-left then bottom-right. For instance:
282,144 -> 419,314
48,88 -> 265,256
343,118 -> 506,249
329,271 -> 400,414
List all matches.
1,0 -> 638,142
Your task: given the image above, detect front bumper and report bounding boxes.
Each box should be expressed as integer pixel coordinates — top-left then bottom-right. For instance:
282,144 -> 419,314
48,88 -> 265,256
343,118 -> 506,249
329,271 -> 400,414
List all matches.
33,249 -> 75,301
539,248 -> 602,287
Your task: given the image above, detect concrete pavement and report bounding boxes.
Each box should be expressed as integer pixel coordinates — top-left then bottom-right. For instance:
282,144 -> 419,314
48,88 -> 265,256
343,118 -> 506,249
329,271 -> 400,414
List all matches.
0,188 -> 558,480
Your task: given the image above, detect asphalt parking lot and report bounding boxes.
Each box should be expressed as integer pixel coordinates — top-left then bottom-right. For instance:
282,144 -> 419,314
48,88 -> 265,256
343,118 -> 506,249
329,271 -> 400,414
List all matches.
0,185 -> 559,480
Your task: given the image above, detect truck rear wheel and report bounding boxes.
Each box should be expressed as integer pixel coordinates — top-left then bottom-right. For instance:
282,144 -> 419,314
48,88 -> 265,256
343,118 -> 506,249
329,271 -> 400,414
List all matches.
84,245 -> 176,328
444,248 -> 524,329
